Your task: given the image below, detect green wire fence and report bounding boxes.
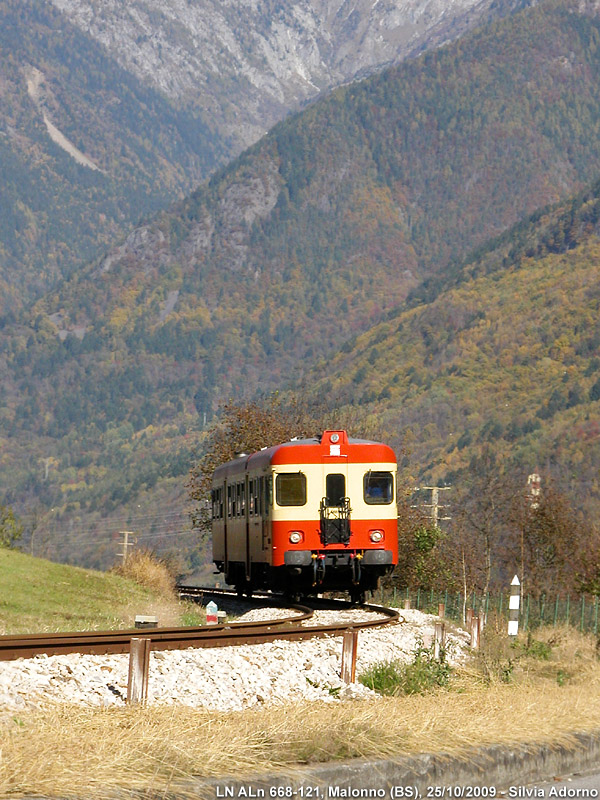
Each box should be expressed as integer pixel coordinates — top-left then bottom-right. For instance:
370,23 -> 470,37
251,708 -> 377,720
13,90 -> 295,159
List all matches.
376,586 -> 600,635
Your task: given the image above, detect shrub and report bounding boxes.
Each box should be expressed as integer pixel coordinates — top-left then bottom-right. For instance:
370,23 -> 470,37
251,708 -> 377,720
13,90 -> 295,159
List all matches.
114,549 -> 176,600
359,642 -> 451,696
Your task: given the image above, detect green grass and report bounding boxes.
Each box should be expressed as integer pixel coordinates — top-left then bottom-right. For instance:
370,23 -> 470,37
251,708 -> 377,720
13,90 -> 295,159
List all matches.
359,642 -> 452,696
0,548 -> 177,634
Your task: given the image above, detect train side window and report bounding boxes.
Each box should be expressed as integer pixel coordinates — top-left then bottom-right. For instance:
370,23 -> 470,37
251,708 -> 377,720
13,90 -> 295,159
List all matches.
253,480 -> 259,516
364,471 -> 394,504
248,479 -> 254,515
276,472 -> 307,506
325,474 -> 345,506
266,476 -> 273,512
218,487 -> 224,519
227,485 -> 233,518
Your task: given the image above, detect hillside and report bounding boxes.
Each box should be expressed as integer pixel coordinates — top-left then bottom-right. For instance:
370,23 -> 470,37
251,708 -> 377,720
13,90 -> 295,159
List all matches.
4,0 -> 600,563
0,548 -> 180,633
0,0 -> 226,311
302,179 -> 600,513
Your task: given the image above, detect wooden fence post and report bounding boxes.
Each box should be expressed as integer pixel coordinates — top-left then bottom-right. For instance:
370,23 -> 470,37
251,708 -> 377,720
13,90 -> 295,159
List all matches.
470,614 -> 480,649
434,621 -> 446,660
341,629 -> 359,683
127,637 -> 151,705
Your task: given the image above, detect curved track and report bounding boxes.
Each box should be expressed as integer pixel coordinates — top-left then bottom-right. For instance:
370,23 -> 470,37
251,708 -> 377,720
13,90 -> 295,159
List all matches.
0,588 -> 400,662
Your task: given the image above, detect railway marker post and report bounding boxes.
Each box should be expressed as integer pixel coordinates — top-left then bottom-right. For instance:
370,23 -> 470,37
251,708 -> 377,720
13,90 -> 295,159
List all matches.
127,637 -> 151,705
508,575 -> 520,637
206,601 -> 218,624
341,629 -> 359,683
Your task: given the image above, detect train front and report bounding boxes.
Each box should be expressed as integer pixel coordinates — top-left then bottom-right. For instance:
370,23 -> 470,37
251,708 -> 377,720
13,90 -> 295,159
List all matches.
272,430 -> 398,603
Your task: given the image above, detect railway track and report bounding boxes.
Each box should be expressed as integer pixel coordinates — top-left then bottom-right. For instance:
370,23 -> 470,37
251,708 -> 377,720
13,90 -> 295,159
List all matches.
0,589 -> 400,662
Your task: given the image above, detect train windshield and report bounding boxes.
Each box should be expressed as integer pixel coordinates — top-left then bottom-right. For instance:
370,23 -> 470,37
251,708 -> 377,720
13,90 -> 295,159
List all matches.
325,473 -> 346,506
275,472 -> 307,506
364,471 -> 394,504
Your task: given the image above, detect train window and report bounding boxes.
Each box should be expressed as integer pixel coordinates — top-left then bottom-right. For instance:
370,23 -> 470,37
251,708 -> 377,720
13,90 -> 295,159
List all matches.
266,476 -> 273,512
325,474 -> 345,506
249,479 -> 254,515
364,471 -> 394,504
237,483 -> 245,516
227,485 -> 233,517
276,472 -> 307,506
253,480 -> 259,516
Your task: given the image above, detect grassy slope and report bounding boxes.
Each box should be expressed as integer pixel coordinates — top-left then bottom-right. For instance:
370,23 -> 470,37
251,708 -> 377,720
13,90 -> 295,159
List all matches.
0,548 -> 181,634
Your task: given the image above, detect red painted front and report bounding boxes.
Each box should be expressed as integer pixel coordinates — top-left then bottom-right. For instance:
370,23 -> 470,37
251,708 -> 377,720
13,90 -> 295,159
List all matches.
270,517 -> 398,567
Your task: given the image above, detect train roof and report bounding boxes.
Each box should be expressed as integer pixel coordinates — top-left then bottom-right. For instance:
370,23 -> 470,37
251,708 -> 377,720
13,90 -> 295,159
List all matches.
213,430 -> 396,479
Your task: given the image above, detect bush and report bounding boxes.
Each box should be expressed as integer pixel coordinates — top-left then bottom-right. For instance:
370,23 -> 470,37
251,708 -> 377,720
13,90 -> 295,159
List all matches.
358,642 -> 451,696
113,549 -> 176,599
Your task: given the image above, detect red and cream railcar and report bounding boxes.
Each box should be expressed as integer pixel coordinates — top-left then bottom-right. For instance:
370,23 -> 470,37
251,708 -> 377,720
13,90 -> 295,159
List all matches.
211,430 -> 397,602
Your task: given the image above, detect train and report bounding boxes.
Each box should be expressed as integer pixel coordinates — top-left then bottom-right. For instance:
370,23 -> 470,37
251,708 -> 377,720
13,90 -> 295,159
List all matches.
211,430 -> 398,603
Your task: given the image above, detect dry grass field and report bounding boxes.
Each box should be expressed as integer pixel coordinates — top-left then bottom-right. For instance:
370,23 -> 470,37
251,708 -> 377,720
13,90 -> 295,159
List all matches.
2,623 -> 600,799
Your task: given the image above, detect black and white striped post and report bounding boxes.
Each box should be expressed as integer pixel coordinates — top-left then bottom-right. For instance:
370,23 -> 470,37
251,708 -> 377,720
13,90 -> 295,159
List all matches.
508,575 -> 520,637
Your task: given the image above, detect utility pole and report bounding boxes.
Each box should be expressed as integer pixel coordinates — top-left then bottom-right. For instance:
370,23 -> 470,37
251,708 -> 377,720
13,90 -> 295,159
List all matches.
117,530 -> 136,566
417,486 -> 451,527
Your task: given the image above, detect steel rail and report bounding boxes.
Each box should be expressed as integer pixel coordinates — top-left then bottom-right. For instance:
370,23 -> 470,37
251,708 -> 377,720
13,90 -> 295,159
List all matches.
0,597 -> 399,662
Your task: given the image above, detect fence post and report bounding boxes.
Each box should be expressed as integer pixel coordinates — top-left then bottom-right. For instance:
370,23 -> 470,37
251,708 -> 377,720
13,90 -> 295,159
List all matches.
434,621 -> 446,660
341,629 -> 359,683
127,637 -> 151,705
438,602 -> 445,618
466,607 -> 473,629
470,614 -> 480,649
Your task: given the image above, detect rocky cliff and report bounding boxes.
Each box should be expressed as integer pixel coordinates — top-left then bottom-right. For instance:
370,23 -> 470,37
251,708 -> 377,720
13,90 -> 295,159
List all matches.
49,0 -> 531,151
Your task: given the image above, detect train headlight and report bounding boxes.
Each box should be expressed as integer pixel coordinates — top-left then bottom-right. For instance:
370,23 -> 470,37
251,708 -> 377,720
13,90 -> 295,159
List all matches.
289,531 -> 303,544
369,530 -> 384,542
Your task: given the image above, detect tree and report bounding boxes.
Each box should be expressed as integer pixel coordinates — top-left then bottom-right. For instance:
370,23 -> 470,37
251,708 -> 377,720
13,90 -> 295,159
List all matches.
512,484 -> 600,597
187,394 -> 320,533
450,449 -> 521,604
391,499 -> 455,591
0,503 -> 23,548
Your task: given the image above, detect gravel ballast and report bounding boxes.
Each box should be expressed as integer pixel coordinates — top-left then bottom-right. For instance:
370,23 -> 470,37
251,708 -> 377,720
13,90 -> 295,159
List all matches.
0,607 -> 469,712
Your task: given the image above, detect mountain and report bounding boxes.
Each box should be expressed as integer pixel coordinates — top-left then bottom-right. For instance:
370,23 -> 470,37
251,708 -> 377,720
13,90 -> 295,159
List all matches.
4,0 -> 600,564
2,0 -> 531,312
302,178 -> 600,513
0,0 -> 226,311
49,0 -> 532,152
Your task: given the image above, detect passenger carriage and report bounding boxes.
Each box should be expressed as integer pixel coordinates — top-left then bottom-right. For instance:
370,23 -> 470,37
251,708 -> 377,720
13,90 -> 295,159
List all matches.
211,430 -> 398,603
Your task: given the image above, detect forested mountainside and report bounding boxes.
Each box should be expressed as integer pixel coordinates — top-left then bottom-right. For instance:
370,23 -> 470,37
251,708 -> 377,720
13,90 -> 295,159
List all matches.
4,0 -> 600,565
49,0 -> 532,152
303,179 -> 600,516
0,0 -> 226,311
